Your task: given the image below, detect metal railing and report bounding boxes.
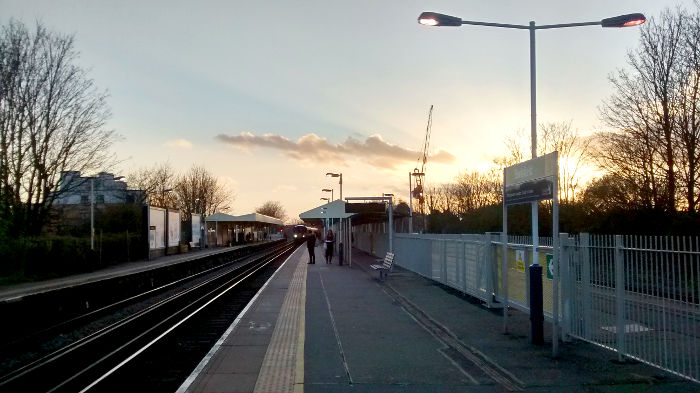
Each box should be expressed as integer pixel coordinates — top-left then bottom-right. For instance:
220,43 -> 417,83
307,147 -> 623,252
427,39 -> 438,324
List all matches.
565,234 -> 700,382
361,231 -> 700,383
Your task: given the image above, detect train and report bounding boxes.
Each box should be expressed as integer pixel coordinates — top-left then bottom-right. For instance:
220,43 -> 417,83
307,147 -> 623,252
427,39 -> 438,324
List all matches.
283,224 -> 318,244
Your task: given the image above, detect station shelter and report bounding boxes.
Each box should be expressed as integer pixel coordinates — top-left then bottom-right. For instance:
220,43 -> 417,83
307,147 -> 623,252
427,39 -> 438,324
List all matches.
299,198 -> 408,265
205,212 -> 283,246
299,200 -> 356,264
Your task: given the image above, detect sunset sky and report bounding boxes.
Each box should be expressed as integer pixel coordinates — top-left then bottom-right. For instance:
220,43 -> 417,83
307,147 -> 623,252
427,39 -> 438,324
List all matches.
2,0 -> 695,220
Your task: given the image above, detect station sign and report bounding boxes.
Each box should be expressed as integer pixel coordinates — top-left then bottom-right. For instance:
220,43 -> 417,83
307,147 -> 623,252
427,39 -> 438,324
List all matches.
345,202 -> 385,214
504,179 -> 553,205
504,152 -> 557,206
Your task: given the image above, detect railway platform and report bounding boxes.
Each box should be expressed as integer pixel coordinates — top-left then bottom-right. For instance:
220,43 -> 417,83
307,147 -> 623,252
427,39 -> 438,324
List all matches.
179,244 -> 696,392
0,244 -> 258,302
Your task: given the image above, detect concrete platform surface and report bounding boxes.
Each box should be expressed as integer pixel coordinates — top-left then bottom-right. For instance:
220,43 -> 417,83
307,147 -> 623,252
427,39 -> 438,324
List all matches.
0,245 -> 246,301
181,244 -> 697,392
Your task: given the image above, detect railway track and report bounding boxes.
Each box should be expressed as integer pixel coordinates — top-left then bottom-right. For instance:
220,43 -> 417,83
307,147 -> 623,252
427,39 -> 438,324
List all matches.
0,241 -> 298,392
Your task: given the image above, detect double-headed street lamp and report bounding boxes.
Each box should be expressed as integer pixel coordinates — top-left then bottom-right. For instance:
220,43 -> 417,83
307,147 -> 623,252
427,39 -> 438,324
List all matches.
418,11 -> 645,161
322,188 -> 334,201
418,10 -> 645,351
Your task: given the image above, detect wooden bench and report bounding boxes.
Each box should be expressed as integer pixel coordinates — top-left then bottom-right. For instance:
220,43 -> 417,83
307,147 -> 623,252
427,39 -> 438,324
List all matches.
370,252 -> 395,281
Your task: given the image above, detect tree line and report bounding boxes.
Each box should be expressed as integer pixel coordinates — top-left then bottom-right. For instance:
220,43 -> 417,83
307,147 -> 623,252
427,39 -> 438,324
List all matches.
127,162 -> 233,222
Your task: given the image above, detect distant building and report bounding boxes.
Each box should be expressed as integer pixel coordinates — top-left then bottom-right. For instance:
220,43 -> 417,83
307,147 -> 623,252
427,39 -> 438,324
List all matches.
53,171 -> 144,205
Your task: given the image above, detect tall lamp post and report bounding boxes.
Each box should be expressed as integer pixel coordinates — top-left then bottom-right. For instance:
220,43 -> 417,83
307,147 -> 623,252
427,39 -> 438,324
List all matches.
325,173 -> 342,200
320,199 -> 330,232
326,172 -> 344,263
322,188 -> 334,201
418,11 -> 645,349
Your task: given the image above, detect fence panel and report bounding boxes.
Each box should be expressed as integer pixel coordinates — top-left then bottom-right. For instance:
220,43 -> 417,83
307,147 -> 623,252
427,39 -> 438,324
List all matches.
388,231 -> 699,382
568,234 -> 700,383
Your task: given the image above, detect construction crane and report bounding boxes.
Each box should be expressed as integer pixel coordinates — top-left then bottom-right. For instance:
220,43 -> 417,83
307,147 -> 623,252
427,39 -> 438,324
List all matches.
412,105 -> 432,231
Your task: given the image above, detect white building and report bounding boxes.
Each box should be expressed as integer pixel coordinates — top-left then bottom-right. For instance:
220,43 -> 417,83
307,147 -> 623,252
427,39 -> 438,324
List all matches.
53,171 -> 144,205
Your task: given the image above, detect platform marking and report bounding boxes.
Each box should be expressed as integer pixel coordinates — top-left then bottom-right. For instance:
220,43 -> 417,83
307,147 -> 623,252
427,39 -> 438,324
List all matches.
380,284 -> 524,391
318,272 -> 354,385
175,246 -> 302,393
293,258 -> 307,393
253,249 -> 308,393
436,347 -> 480,385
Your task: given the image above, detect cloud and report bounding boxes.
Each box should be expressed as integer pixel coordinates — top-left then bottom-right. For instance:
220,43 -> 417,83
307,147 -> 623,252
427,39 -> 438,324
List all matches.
164,138 -> 193,149
215,132 -> 456,169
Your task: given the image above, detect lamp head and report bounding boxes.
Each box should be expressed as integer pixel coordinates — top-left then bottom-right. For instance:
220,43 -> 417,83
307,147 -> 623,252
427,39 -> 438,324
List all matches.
326,172 -> 340,177
601,13 -> 646,28
418,12 -> 463,27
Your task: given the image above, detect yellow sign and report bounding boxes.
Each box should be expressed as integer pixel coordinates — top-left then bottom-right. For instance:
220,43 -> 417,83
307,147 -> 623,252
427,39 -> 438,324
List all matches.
515,249 -> 525,272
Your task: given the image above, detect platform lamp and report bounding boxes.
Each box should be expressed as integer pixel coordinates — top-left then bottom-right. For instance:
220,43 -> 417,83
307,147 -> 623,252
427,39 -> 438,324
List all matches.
322,188 -> 333,201
325,173 -> 342,200
418,10 -> 645,354
326,172 -> 343,259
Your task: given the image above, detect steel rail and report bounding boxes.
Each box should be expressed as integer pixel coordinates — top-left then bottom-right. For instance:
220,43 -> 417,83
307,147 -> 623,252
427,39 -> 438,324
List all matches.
0,242 -> 296,392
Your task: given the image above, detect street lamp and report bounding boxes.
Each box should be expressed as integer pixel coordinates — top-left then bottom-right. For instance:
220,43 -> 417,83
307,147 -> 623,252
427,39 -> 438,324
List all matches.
325,172 -> 342,200
322,188 -> 334,201
326,172 -> 344,261
417,11 -> 645,161
320,197 -> 330,203
418,10 -> 645,351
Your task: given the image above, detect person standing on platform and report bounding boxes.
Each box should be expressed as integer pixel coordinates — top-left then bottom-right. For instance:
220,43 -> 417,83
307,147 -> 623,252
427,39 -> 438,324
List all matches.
324,229 -> 335,264
306,234 -> 316,264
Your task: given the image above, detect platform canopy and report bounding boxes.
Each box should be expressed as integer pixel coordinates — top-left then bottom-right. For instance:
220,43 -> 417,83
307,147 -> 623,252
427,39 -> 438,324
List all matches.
206,212 -> 283,226
299,199 -> 355,220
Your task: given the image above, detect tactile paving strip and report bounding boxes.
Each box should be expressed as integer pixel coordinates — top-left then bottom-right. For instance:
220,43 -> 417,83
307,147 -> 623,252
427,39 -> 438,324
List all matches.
253,254 -> 307,393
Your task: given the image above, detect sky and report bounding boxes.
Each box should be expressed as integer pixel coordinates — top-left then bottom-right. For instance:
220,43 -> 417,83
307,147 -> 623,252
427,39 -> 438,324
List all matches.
1,0 -> 696,220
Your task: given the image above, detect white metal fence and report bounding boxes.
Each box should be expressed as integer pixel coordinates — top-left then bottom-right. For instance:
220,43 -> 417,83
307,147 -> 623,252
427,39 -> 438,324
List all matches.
366,231 -> 700,383
564,234 -> 700,383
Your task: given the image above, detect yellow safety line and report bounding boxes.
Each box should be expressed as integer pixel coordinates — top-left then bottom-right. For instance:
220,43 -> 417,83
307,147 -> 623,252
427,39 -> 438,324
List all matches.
293,254 -> 307,393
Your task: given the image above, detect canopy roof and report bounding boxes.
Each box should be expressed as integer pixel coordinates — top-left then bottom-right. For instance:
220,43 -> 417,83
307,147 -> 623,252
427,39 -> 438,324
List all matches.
299,199 -> 354,220
206,212 -> 283,226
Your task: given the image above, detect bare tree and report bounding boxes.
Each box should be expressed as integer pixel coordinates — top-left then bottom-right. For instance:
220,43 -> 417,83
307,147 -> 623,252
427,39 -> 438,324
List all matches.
454,170 -> 501,213
539,121 -> 592,203
496,122 -> 591,203
675,6 -> 700,212
127,162 -> 179,209
0,20 -> 116,236
255,201 -> 287,222
599,8 -> 685,212
174,164 -> 233,219
425,184 -> 456,214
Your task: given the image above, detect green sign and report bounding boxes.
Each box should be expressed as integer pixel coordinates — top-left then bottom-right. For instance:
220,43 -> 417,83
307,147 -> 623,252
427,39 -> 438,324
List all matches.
546,254 -> 554,280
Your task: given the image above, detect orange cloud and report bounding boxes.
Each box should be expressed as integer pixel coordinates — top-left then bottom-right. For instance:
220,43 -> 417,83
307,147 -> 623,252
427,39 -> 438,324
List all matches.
215,132 -> 456,169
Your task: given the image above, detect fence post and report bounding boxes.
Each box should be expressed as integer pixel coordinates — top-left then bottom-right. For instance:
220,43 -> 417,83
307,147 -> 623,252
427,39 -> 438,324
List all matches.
560,233 -> 572,342
615,234 -> 626,362
484,233 -> 495,308
502,231 -> 509,334
458,240 -> 465,292
581,233 -> 591,341
442,239 -> 447,284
